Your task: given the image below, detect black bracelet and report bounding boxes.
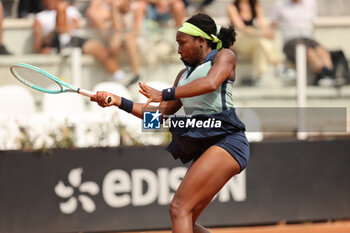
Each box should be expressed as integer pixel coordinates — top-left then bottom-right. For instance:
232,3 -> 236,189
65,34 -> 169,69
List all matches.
119,97 -> 134,113
162,87 -> 176,101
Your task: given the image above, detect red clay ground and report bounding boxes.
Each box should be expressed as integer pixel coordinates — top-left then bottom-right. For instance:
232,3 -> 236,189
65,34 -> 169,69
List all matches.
117,220 -> 350,233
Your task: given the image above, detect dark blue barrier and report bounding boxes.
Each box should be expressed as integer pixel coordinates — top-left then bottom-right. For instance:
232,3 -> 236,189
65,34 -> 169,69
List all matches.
1,139 -> 350,233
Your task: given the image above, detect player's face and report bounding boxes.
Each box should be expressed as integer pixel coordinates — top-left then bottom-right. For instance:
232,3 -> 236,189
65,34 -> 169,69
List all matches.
176,31 -> 202,66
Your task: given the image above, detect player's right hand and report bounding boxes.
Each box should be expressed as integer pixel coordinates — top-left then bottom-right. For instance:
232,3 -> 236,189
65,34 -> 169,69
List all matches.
91,91 -> 116,107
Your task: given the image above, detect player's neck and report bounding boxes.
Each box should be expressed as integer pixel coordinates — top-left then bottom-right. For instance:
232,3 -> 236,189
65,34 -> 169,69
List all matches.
198,48 -> 213,65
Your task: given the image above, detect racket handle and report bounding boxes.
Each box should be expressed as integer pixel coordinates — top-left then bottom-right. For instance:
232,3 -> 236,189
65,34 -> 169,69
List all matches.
78,88 -> 112,104
77,88 -> 94,97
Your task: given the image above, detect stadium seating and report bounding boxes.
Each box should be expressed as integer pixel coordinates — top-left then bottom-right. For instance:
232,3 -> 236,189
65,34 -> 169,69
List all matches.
0,84 -> 36,115
0,0 -> 349,145
42,92 -> 85,115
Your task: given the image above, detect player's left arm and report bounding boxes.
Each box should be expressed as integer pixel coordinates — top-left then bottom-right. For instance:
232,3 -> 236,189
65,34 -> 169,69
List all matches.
175,49 -> 236,97
139,49 -> 236,106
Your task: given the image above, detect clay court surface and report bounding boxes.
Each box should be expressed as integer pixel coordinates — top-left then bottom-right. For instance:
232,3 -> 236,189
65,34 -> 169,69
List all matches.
117,220 -> 350,233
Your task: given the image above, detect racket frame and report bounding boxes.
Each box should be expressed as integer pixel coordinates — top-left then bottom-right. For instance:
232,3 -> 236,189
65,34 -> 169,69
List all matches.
10,63 -> 110,103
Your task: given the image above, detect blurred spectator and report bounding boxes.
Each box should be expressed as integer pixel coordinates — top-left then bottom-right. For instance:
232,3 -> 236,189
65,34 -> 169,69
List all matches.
33,0 -> 126,84
141,0 -> 185,27
185,0 -> 215,15
227,0 -> 294,86
0,0 -> 11,54
17,0 -> 44,18
87,0 -> 144,86
271,0 -> 335,86
197,0 -> 215,12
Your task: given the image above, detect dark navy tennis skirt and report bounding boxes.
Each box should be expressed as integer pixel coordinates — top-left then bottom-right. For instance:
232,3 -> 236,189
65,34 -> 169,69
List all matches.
166,109 -> 250,172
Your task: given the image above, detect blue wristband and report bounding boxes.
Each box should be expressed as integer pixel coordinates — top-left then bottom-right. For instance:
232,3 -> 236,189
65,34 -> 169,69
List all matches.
162,87 -> 176,101
119,97 -> 134,113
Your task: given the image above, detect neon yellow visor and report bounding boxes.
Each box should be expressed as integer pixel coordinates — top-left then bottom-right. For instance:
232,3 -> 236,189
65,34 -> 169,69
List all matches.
178,22 -> 222,50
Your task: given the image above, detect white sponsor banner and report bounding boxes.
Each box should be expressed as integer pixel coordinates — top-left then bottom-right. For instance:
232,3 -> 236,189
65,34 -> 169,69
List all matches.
56,167 -> 246,214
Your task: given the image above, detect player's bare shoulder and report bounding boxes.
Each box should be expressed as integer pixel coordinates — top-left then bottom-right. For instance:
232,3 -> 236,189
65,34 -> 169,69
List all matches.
218,48 -> 236,58
216,48 -> 236,60
215,48 -> 236,66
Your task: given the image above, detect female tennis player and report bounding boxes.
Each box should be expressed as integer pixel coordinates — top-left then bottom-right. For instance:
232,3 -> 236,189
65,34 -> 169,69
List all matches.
91,13 -> 250,233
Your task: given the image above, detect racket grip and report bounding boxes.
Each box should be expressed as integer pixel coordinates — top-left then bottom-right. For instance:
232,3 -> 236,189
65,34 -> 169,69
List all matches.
78,88 -> 95,98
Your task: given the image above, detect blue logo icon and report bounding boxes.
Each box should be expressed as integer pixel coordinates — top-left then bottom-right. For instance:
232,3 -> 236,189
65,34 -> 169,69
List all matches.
143,110 -> 161,129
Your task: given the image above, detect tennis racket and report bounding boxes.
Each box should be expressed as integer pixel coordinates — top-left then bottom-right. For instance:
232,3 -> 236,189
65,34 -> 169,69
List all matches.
10,63 -> 111,103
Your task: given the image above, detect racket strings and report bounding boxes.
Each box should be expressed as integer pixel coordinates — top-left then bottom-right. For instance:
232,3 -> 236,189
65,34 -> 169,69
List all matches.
12,66 -> 62,91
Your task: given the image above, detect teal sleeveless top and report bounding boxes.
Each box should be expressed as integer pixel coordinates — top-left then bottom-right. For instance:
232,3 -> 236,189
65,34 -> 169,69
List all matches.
177,50 -> 235,116
167,49 -> 247,164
